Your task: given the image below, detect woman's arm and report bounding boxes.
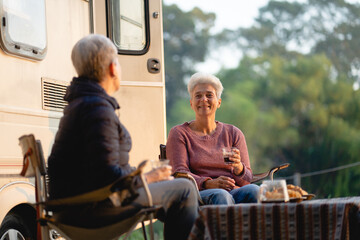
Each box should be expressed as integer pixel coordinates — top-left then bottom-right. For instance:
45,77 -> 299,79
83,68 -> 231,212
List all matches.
166,126 -> 211,189
231,127 -> 253,185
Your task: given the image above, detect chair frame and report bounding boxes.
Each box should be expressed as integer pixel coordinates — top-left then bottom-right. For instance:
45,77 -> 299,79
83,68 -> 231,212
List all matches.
19,134 -> 158,240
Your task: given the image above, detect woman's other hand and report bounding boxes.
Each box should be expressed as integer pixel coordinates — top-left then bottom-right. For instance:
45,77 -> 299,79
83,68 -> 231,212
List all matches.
229,148 -> 244,175
204,176 -> 235,191
145,165 -> 174,184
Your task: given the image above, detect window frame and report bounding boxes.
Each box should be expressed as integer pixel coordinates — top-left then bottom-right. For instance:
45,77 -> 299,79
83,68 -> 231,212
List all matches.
106,0 -> 150,56
0,0 -> 47,61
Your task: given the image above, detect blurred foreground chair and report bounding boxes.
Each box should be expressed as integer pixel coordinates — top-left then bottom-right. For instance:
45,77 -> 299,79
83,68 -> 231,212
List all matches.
19,134 -> 158,240
159,144 -> 289,205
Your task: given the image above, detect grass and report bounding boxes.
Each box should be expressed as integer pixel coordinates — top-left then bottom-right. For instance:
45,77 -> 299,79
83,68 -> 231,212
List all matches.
118,220 -> 164,240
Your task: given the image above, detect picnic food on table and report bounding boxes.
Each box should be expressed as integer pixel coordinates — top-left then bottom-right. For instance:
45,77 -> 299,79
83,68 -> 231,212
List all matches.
265,190 -> 285,199
265,184 -> 309,200
287,184 -> 308,198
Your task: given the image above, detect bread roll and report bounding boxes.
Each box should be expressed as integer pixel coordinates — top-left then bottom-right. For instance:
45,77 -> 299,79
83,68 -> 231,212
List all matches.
287,184 -> 308,196
287,189 -> 302,198
265,191 -> 284,199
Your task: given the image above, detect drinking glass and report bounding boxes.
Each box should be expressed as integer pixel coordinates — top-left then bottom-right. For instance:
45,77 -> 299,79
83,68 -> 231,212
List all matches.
150,159 -> 170,169
258,179 -> 289,203
222,147 -> 235,164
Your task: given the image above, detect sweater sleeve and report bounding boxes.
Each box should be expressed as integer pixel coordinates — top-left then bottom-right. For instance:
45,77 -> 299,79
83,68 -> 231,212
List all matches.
231,127 -> 253,185
166,126 -> 211,190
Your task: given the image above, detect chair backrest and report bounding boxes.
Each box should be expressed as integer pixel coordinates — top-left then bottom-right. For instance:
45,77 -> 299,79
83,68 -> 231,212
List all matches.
19,134 -> 47,177
159,144 -> 167,160
36,140 -> 47,175
18,134 -> 48,200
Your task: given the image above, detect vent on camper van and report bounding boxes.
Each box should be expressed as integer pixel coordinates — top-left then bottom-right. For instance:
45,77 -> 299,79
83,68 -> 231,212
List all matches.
41,78 -> 68,111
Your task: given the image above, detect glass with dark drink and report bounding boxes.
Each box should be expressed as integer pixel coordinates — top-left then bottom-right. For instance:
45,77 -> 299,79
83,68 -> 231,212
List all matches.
222,147 -> 234,164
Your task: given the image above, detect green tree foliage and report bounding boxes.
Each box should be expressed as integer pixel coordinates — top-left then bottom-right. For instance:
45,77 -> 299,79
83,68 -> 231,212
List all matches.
163,3 -> 215,128
226,0 -> 360,83
217,54 -> 360,197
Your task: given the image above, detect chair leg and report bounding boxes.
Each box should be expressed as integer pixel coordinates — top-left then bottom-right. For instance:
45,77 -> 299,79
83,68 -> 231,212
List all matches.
141,222 -> 148,240
148,214 -> 154,240
121,215 -> 146,240
141,213 -> 155,240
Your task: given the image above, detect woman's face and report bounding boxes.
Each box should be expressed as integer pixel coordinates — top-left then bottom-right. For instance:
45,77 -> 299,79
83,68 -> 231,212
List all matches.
190,83 -> 221,118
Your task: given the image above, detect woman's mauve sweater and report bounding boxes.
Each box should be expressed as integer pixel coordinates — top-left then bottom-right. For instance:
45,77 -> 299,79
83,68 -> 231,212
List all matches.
166,121 -> 253,190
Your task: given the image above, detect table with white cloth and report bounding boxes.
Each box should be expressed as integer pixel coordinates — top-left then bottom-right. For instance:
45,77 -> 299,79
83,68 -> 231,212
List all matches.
188,197 -> 360,240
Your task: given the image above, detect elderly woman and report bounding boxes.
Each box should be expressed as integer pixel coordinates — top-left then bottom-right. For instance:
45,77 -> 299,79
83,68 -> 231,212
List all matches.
47,34 -> 198,240
166,72 -> 259,205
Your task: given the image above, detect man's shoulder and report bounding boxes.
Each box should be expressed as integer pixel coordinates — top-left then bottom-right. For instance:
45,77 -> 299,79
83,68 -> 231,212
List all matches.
64,95 -> 116,122
83,94 -> 112,105
72,95 -> 114,110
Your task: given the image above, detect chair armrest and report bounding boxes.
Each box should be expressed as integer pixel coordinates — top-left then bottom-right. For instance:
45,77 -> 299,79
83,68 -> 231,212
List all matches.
173,172 -> 204,205
251,163 -> 290,183
44,160 -> 150,209
251,172 -> 270,183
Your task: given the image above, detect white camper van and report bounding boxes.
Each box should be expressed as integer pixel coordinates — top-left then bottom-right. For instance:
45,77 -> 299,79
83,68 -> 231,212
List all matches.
0,0 -> 166,239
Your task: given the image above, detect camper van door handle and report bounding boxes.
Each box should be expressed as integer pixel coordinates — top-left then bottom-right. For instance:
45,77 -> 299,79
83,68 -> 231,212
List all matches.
147,58 -> 160,73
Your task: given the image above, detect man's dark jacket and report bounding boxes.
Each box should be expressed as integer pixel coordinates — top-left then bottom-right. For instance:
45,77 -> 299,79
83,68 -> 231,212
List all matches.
47,77 -> 134,199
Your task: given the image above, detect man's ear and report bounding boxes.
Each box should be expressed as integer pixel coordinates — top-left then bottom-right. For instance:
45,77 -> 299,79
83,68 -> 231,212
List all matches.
109,62 -> 116,77
218,98 -> 222,108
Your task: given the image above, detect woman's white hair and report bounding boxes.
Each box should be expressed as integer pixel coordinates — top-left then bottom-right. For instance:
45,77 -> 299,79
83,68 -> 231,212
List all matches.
71,34 -> 117,82
187,72 -> 224,98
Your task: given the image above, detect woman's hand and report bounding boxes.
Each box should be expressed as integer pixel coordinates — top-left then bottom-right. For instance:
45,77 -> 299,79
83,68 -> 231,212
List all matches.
145,165 -> 174,184
229,148 -> 244,175
204,176 -> 235,191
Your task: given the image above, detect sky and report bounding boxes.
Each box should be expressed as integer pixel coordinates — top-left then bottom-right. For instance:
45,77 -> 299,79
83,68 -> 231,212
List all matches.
163,0 -> 359,32
162,0 -> 270,73
163,0 -> 269,32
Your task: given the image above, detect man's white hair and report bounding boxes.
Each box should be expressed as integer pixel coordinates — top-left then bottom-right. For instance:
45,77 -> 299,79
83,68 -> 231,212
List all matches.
71,34 -> 117,82
187,72 -> 224,99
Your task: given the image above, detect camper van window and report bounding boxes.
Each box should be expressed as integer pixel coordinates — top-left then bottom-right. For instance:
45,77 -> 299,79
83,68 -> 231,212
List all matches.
0,0 -> 47,60
108,0 -> 149,55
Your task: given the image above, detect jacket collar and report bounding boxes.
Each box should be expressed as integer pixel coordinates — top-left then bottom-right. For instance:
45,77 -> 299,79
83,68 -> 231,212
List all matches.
64,77 -> 120,109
